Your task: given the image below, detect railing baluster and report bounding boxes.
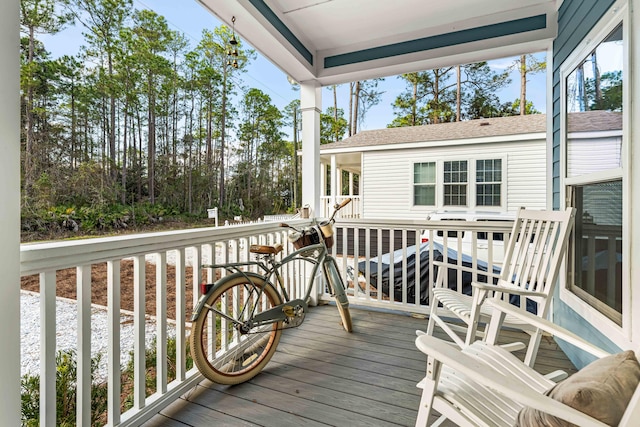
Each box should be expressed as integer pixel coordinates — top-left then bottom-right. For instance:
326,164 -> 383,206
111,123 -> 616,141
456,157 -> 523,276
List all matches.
39,270 -> 56,427
76,264 -> 91,427
107,260 -> 121,426
133,255 -> 146,410
175,248 -> 186,381
155,252 -> 167,394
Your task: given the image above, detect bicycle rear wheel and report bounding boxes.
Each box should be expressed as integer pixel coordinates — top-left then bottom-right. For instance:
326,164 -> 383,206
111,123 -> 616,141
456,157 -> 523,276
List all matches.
324,258 -> 353,332
190,275 -> 282,385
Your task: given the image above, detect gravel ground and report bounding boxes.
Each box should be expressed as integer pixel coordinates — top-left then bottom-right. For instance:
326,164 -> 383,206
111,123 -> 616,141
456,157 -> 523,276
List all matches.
20,244 -> 255,382
20,293 -> 175,382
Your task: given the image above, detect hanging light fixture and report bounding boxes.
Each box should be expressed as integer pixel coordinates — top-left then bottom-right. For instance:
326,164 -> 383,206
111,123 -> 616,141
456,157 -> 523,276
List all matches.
230,16 -> 238,46
228,16 -> 239,68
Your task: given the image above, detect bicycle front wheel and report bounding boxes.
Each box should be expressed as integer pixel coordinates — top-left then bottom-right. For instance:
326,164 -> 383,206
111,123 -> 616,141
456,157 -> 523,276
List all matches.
324,258 -> 353,332
190,275 -> 282,385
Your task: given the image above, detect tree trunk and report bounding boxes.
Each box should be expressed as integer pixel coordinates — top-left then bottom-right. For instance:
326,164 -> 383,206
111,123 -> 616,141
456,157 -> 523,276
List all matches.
433,71 -> 440,124
219,68 -> 228,208
25,25 -> 36,194
121,96 -> 128,205
333,85 -> 338,141
108,52 -> 117,183
520,54 -> 527,115
592,51 -> 602,104
456,65 -> 462,121
70,76 -> 77,169
353,81 -> 360,135
412,80 -> 418,126
136,104 -> 143,200
148,71 -> 156,204
348,82 -> 354,137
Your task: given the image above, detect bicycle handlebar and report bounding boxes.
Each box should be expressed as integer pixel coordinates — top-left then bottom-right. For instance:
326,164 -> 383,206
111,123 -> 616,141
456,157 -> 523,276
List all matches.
337,197 -> 352,209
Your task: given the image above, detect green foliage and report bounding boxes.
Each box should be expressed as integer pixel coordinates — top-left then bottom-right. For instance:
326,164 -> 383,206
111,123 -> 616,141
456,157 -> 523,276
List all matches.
21,338 -> 191,425
320,107 -> 348,144
121,336 -> 193,411
20,202 -> 184,239
586,70 -> 622,112
20,350 -> 108,426
390,63 -> 513,126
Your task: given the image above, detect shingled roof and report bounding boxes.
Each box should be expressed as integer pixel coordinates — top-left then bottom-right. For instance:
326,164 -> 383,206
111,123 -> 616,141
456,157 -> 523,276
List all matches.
320,111 -> 621,151
321,114 -> 547,150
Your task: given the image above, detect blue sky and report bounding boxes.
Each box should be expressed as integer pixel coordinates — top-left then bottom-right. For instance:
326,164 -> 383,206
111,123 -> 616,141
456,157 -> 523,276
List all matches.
42,0 -> 547,133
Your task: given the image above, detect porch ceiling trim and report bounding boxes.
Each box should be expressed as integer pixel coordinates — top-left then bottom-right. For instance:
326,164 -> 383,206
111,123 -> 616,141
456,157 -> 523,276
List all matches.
247,0 -> 313,65
200,1 -> 558,86
324,14 -> 547,68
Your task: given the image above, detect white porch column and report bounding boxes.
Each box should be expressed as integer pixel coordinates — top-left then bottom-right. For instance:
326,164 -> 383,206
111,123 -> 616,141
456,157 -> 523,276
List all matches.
0,1 -> 21,425
300,82 -> 321,216
330,154 -> 337,208
349,172 -> 354,195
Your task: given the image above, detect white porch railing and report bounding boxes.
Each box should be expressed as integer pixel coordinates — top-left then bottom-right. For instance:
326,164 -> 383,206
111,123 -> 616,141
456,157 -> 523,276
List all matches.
20,217 -> 512,426
20,220 -> 314,427
321,195 -> 361,219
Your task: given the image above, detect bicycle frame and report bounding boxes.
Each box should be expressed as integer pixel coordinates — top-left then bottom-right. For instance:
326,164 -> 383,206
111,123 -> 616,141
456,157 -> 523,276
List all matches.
191,240 -> 331,326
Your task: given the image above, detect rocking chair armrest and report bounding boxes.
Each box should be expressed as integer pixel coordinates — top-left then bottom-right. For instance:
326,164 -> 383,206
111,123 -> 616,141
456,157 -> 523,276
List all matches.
432,260 -> 502,279
415,334 -> 610,427
471,281 -> 547,298
485,299 -> 612,359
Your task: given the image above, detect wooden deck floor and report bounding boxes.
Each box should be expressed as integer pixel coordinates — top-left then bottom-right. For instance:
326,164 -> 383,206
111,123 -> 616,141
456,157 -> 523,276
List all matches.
143,305 -> 577,427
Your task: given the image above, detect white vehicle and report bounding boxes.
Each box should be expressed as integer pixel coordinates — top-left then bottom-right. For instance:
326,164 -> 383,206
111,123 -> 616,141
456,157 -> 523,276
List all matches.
421,211 -> 515,266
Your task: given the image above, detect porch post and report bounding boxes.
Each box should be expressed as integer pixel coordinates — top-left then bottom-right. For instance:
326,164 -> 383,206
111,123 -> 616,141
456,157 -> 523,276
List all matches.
330,154 -> 337,209
300,82 -> 321,216
0,1 -> 21,425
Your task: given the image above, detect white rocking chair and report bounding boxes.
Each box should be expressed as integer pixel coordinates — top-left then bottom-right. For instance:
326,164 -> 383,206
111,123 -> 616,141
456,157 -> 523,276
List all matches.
415,299 -> 640,427
423,207 -> 575,366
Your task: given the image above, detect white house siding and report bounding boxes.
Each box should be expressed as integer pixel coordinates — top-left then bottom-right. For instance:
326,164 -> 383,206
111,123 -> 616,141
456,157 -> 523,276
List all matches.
362,138 -> 546,220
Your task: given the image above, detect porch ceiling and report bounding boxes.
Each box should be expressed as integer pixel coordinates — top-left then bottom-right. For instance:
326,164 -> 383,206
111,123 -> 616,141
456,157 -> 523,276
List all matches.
197,0 -> 559,86
320,152 -> 361,174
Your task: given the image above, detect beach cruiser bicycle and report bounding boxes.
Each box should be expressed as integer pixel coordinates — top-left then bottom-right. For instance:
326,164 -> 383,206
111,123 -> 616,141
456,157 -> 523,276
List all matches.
189,199 -> 353,384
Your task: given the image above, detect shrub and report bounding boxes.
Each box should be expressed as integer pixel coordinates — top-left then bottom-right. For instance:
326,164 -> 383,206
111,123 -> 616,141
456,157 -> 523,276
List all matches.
20,350 -> 107,426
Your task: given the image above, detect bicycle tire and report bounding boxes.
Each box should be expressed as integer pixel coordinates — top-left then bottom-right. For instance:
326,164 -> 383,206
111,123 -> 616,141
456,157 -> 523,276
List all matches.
190,275 -> 282,385
324,258 -> 353,332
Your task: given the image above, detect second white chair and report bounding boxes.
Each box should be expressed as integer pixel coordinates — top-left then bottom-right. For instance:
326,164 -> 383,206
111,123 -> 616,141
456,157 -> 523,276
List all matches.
423,206 -> 575,366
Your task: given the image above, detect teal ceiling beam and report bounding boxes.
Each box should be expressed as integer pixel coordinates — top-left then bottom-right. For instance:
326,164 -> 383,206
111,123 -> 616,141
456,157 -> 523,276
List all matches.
248,0 -> 313,65
324,14 -> 547,68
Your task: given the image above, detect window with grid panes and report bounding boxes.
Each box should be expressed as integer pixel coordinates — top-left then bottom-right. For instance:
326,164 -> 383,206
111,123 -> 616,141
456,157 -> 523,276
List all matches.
413,162 -> 436,206
444,160 -> 467,206
476,159 -> 502,206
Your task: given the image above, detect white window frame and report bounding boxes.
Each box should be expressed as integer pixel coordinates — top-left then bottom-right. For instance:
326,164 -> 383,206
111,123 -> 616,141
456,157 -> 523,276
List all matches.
410,156 -> 507,212
443,159 -> 469,207
412,161 -> 437,207
475,158 -> 504,208
558,0 -> 631,346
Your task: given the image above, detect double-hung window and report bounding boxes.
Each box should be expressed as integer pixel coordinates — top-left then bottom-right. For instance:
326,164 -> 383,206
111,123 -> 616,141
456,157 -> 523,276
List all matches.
561,4 -> 627,327
476,159 -> 502,207
444,160 -> 467,206
414,162 -> 436,206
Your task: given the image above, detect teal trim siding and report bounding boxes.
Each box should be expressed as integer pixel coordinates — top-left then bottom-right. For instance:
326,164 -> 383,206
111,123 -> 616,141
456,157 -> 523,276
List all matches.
325,15 -> 547,68
552,0 -> 620,368
248,0 -> 313,65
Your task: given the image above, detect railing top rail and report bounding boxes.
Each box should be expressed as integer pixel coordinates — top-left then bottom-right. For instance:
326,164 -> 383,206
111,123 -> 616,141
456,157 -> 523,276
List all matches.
20,219 -> 313,276
334,218 -> 514,232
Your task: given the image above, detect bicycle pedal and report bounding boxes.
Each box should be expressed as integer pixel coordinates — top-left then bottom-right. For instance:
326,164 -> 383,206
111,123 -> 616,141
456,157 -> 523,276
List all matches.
282,305 -> 295,317
241,353 -> 258,367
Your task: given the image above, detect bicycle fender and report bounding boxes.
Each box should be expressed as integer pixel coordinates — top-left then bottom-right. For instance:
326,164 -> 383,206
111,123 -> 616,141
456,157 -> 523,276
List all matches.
190,271 -> 274,322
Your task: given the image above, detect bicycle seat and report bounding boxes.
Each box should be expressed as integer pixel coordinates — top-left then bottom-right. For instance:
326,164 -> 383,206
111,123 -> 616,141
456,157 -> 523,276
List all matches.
249,244 -> 284,255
